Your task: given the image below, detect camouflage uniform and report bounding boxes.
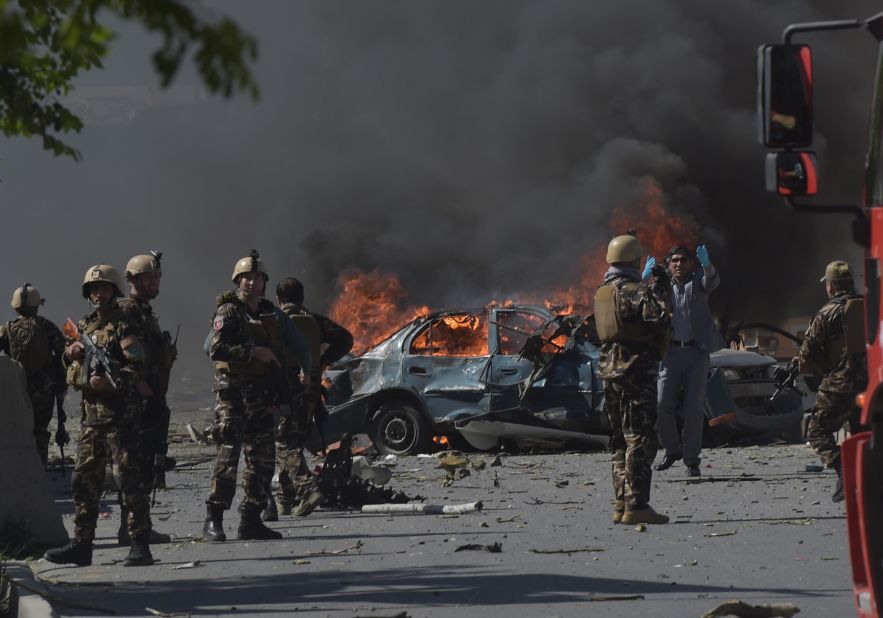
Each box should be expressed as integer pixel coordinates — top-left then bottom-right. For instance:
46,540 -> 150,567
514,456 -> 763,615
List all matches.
206,292 -> 310,515
65,302 -> 152,544
799,291 -> 868,469
0,315 -> 66,463
596,269 -> 671,513
119,297 -> 176,491
275,303 -> 353,509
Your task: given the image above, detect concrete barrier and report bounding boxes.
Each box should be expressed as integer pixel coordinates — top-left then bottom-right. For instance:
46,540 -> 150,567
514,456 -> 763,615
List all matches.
0,356 -> 68,547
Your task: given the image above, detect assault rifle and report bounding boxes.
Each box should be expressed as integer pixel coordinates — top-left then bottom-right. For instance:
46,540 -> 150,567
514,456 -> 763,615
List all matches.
63,318 -> 118,390
770,359 -> 801,403
54,392 -> 70,477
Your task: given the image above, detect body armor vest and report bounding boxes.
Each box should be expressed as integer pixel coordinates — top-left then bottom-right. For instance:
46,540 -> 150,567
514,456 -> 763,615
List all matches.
216,312 -> 280,376
594,281 -> 657,344
827,295 -> 866,366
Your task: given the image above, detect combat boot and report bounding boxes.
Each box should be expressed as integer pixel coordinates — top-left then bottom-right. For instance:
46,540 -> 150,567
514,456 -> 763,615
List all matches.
612,500 -> 625,524
293,489 -> 324,517
123,543 -> 154,567
621,506 -> 670,525
262,496 -> 279,522
202,504 -> 227,542
832,462 -> 845,502
238,506 -> 283,541
44,540 -> 93,566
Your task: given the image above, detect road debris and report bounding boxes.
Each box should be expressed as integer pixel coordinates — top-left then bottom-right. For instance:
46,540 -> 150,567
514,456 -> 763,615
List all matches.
454,542 -> 502,553
146,608 -> 191,617
8,578 -> 114,614
635,523 -> 647,532
701,599 -> 800,617
185,423 -> 209,445
706,530 -> 738,537
495,514 -> 521,524
307,541 -> 364,556
170,561 -> 201,570
362,501 -> 482,515
588,594 -> 645,602
530,546 -> 607,555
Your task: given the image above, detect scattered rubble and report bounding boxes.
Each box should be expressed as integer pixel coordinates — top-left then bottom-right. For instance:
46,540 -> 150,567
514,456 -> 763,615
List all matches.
701,599 -> 800,618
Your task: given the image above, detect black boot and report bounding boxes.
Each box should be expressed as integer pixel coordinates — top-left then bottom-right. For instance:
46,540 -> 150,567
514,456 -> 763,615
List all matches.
202,504 -> 227,542
123,543 -> 154,567
238,506 -> 282,540
262,496 -> 279,522
44,540 -> 93,566
832,458 -> 845,503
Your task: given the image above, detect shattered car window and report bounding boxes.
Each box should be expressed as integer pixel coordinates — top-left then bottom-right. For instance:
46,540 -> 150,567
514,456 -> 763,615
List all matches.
409,312 -> 489,357
496,311 -> 550,355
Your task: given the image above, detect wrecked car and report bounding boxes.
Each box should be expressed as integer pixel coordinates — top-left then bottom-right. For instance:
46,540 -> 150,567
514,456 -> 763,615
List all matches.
316,306 -> 808,455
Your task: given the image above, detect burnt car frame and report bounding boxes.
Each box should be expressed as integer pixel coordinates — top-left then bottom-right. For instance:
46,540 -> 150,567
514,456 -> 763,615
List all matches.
317,305 -> 807,455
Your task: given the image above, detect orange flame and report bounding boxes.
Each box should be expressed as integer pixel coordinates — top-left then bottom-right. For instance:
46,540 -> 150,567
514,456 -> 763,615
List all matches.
330,178 -> 700,354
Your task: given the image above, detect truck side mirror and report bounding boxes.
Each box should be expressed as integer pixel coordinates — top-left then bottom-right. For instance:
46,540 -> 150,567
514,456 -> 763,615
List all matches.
757,44 -> 813,148
765,151 -> 818,196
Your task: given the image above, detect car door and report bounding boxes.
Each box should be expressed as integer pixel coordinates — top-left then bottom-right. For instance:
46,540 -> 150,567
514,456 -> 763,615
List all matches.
490,307 -> 601,430
401,310 -> 491,419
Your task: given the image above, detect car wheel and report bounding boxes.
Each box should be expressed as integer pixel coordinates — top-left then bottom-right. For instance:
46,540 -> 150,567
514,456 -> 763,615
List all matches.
371,401 -> 430,456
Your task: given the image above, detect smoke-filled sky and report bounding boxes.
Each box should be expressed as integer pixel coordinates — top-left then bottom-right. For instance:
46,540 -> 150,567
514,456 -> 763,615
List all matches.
0,1 -> 878,396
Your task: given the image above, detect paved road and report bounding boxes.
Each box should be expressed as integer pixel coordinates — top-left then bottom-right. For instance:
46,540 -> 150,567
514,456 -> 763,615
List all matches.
30,441 -> 852,618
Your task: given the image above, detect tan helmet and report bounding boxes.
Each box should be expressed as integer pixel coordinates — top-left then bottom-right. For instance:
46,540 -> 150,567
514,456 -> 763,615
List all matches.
81,264 -> 124,298
605,235 -> 644,264
125,251 -> 162,279
11,283 -> 44,310
231,249 -> 268,283
820,260 -> 854,283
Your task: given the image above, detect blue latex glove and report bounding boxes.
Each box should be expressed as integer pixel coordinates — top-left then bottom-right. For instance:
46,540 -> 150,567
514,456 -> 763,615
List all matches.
641,256 -> 656,282
696,244 -> 711,268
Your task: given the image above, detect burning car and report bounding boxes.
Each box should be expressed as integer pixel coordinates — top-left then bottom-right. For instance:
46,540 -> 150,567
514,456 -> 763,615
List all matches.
316,305 -> 808,455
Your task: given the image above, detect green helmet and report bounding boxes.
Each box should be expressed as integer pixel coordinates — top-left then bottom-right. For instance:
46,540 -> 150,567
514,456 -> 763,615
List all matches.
606,235 -> 644,264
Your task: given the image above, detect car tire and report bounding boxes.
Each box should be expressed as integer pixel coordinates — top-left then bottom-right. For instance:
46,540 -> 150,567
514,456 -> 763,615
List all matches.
371,400 -> 430,456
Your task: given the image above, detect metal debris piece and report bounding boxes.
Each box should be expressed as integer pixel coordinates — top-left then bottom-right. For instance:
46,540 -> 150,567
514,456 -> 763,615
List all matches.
146,608 -> 190,617
361,501 -> 482,515
9,579 -> 115,614
706,530 -> 738,537
185,423 -> 208,445
170,561 -> 201,570
701,599 -> 800,617
495,514 -> 521,524
490,455 -> 503,467
804,464 -> 824,473
454,542 -> 502,553
307,540 -> 364,556
293,559 -> 311,565
588,594 -> 645,602
530,546 -> 606,555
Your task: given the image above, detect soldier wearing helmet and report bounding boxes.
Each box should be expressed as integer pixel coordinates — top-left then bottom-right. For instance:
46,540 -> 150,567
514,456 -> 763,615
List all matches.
798,260 -> 868,502
117,251 -> 176,547
202,250 -> 311,543
593,234 -> 672,526
0,283 -> 66,464
44,264 -> 156,568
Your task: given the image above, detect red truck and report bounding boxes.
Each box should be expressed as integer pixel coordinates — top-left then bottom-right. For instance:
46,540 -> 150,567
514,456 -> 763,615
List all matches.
758,13 -> 883,617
